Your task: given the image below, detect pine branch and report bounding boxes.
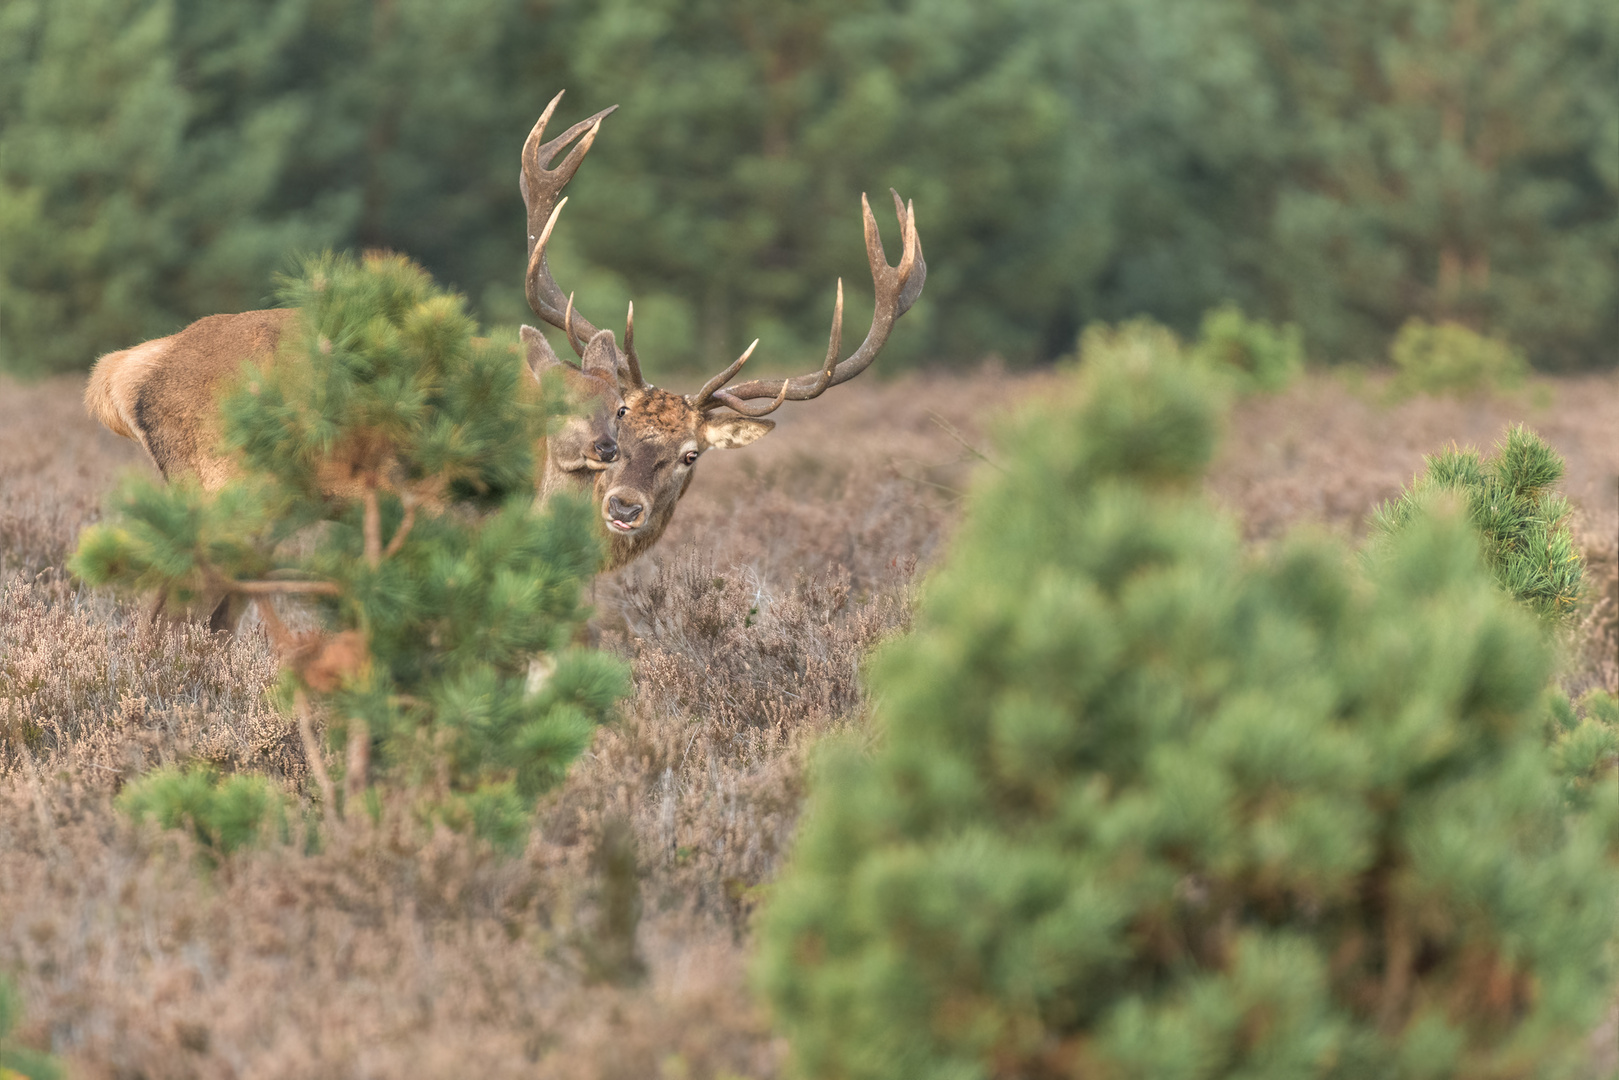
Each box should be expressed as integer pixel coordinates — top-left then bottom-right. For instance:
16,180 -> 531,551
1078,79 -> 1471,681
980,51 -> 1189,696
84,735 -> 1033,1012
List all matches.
295,688 -> 339,826
345,717 -> 370,806
363,486 -> 382,569
252,595 -> 296,655
383,500 -> 417,560
229,579 -> 343,596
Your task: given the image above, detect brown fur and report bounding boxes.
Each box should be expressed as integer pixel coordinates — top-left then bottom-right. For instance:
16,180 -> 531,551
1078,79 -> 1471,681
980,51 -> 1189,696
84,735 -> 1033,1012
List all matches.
589,385 -> 772,571
525,325 -> 624,504
85,311 -> 623,629
85,311 -> 620,499
85,310 -> 297,489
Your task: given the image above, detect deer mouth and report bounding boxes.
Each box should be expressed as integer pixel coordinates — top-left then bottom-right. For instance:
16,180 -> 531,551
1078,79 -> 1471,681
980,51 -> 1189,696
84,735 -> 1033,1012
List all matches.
603,492 -> 647,533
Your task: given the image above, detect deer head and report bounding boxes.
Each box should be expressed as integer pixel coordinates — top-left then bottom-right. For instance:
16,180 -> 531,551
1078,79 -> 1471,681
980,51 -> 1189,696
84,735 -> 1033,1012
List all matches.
520,323 -> 623,500
517,92 -> 925,569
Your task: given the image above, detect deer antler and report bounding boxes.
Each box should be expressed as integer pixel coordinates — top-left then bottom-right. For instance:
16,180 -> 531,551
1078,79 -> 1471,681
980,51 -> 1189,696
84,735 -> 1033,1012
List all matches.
521,91 -> 618,356
690,190 -> 926,416
623,301 -> 645,388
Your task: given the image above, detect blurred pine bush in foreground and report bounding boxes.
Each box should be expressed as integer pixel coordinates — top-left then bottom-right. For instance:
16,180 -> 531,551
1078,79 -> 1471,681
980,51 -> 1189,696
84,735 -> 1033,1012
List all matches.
758,331 -> 1617,1078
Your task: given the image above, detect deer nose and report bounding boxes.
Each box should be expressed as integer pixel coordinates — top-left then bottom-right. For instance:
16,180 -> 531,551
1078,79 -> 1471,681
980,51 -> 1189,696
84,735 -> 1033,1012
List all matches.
593,437 -> 618,463
607,495 -> 642,523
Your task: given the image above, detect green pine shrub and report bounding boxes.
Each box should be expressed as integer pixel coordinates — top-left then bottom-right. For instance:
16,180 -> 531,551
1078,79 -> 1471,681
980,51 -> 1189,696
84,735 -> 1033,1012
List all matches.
1369,425 -> 1583,622
1389,319 -> 1529,398
1079,310 -> 1301,396
73,251 -> 629,845
1190,303 -> 1305,393
0,976 -> 59,1080
117,765 -> 291,862
1075,317 -> 1185,372
1547,691 -> 1619,811
757,339 -> 1618,1079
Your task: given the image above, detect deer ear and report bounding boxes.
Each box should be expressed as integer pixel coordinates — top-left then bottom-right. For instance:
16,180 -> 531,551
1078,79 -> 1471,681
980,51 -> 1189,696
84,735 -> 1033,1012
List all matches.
581,329 -> 620,380
520,325 -> 562,380
703,416 -> 775,449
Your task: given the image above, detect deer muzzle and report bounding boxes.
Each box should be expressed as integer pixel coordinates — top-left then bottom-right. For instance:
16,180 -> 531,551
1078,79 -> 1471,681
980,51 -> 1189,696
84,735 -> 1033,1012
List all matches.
604,492 -> 646,532
589,436 -> 619,466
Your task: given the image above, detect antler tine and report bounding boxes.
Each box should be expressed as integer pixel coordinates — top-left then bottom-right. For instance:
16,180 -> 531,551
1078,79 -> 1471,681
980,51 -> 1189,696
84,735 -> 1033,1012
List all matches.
715,191 -> 926,407
518,91 -> 564,198
710,377 -> 790,417
701,280 -> 842,418
623,301 -> 646,388
521,92 -> 619,355
893,190 -> 925,316
564,292 -> 585,356
533,196 -> 567,261
686,339 -> 759,410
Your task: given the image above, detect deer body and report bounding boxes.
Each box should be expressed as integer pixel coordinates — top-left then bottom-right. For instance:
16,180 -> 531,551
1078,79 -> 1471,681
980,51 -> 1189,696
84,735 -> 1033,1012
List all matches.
86,312 -> 623,501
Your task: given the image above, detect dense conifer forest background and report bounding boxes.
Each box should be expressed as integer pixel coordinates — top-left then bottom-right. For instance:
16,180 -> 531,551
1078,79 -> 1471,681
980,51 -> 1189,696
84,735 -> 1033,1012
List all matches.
2,0 -> 1615,376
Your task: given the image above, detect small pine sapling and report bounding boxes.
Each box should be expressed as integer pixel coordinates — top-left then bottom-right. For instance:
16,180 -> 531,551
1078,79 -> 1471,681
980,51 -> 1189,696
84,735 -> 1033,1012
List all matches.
117,766 -> 292,863
1078,309 -> 1302,396
757,335 -> 1617,1080
1389,319 -> 1528,398
0,976 -> 59,1080
1189,302 -> 1305,393
1370,424 -> 1583,621
73,252 -> 628,845
1075,317 -> 1184,371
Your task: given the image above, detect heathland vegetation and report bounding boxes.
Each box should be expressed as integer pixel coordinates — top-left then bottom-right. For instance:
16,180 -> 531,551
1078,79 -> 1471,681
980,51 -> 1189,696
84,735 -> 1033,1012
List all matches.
2,327 -> 1616,1074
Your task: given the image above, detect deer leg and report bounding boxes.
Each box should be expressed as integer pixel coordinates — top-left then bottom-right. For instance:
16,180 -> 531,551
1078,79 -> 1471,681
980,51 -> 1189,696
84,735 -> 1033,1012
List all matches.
207,592 -> 250,635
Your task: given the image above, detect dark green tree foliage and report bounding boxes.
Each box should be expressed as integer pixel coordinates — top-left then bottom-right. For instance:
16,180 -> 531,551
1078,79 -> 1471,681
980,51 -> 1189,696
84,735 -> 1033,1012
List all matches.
757,337 -> 1618,1078
1242,0 -> 1619,367
259,0 -> 554,323
72,253 -> 628,842
0,0 -> 341,374
0,976 -> 60,1080
538,0 -> 1100,367
3,0 -> 1614,373
1370,425 -> 1583,622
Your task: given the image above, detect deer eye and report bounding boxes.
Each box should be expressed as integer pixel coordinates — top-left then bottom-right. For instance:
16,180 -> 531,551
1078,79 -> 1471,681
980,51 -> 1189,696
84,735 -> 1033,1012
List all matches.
616,405 -> 628,418
682,450 -> 700,466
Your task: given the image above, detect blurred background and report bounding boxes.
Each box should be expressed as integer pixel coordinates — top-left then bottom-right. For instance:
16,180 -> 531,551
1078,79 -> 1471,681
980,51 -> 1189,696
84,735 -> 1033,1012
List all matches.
0,0 -> 1614,378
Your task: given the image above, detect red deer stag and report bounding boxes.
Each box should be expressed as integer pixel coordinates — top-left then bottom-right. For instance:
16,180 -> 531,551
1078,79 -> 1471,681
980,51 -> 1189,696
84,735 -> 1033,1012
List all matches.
86,299 -> 623,630
81,109 -> 634,590
82,106 -> 628,627
519,92 -> 926,570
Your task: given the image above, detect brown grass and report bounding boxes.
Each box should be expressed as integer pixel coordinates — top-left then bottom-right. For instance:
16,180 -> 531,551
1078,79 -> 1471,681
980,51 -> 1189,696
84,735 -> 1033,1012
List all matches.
2,365 -> 1616,1076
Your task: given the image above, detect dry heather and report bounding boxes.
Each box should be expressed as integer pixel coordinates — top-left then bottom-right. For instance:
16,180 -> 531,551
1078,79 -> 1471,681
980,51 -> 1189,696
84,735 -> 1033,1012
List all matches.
2,364 -> 1616,1077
